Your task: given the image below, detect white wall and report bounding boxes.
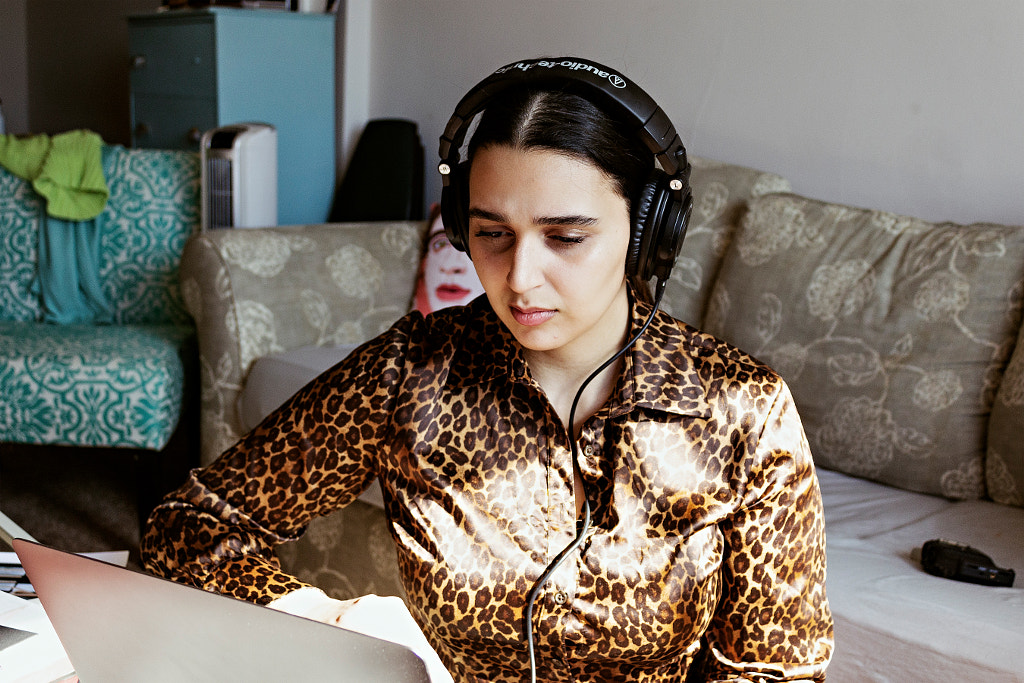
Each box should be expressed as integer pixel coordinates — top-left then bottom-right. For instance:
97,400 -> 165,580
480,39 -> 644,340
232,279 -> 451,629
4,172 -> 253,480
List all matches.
358,0 -> 1023,226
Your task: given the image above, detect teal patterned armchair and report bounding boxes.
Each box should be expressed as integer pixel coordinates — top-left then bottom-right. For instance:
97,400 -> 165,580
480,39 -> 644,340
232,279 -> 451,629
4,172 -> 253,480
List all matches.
0,144 -> 201,515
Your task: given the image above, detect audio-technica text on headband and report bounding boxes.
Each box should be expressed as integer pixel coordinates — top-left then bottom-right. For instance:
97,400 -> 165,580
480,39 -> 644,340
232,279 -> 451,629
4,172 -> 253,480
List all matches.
438,57 -> 688,179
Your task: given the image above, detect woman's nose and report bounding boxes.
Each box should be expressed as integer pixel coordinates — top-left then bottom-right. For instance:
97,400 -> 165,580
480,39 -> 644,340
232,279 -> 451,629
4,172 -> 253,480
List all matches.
506,240 -> 544,292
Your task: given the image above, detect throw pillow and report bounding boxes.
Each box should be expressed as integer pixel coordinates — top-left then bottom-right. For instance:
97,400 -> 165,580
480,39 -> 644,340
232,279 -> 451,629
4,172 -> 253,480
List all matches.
411,205 -> 484,315
703,192 -> 1024,499
660,156 -> 791,326
987,315 -> 1024,507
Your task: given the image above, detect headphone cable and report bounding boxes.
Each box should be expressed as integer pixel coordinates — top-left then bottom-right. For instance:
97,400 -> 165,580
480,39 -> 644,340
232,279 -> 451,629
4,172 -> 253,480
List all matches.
523,280 -> 666,682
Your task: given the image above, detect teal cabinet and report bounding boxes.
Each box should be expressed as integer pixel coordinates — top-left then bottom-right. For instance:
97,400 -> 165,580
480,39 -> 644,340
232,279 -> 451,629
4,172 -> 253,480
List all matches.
128,8 -> 335,225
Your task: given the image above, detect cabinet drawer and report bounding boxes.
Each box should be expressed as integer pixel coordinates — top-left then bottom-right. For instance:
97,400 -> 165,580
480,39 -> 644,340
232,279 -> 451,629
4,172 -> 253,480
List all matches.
131,94 -> 216,150
128,19 -> 216,98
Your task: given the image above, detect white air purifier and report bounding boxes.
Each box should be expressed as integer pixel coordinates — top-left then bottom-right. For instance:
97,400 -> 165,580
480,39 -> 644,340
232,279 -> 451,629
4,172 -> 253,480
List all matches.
200,123 -> 278,230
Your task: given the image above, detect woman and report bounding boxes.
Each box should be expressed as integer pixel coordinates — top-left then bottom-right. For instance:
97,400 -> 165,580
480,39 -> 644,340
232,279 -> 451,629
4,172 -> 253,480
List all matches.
142,57 -> 833,682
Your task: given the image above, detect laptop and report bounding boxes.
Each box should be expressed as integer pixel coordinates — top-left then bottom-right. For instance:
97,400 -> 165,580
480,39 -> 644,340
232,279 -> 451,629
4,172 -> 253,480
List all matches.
14,539 -> 431,683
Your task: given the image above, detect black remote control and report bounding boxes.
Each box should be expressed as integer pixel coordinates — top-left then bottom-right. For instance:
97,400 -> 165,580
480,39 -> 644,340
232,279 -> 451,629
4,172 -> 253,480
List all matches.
920,539 -> 1015,587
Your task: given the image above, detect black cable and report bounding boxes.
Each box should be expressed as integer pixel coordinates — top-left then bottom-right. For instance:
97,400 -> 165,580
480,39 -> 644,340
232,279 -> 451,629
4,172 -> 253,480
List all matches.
523,279 -> 666,682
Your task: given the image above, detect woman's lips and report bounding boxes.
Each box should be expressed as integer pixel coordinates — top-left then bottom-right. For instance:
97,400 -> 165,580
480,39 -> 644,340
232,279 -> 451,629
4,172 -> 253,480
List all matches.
434,283 -> 471,301
511,306 -> 556,327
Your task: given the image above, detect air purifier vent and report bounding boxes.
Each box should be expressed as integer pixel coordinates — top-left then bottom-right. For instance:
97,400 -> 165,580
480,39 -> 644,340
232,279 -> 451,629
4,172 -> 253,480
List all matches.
200,123 -> 277,230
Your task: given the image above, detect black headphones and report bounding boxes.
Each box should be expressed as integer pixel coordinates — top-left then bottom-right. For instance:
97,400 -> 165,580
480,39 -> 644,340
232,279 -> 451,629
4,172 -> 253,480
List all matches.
438,57 -> 693,284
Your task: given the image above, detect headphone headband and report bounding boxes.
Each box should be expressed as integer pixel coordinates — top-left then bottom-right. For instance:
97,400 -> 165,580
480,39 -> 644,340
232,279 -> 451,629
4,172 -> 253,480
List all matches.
438,56 -> 692,285
439,57 -> 688,181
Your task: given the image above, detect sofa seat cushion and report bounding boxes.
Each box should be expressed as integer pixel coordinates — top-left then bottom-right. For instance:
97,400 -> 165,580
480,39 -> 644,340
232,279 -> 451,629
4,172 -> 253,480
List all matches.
818,469 -> 1024,681
0,322 -> 193,450
704,193 -> 1024,498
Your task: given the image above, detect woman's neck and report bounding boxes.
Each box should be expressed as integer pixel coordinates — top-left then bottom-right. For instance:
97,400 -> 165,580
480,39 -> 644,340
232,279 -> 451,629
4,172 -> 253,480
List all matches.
523,292 -> 631,438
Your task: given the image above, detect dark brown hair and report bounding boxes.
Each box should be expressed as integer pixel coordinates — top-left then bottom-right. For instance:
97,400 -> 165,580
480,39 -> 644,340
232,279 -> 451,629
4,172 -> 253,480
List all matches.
466,88 -> 655,303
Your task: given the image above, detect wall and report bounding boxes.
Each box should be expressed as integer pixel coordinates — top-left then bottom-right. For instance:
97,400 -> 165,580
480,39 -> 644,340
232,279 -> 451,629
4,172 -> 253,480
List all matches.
361,0 -> 1023,226
25,0 -> 162,145
0,0 -> 30,134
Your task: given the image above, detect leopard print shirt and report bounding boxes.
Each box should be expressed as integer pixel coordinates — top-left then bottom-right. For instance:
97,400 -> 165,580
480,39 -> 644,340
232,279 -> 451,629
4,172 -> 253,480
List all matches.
142,297 -> 833,682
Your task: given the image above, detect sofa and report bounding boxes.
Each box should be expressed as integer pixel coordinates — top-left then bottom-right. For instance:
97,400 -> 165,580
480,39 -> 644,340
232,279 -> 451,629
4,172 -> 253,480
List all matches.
0,142 -> 201,523
178,156 -> 1024,682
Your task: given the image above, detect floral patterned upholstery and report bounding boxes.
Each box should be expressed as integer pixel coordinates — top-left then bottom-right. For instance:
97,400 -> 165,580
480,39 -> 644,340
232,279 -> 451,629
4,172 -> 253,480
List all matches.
661,156 -> 792,326
0,145 -> 199,450
988,318 -> 1024,506
178,221 -> 429,466
703,193 -> 1024,499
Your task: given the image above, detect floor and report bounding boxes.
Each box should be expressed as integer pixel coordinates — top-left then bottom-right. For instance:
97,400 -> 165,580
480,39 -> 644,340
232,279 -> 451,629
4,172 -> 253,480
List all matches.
1,444 -> 142,565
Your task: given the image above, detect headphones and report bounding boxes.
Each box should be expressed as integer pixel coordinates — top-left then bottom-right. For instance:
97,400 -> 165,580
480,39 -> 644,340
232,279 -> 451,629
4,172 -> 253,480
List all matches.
438,57 -> 693,284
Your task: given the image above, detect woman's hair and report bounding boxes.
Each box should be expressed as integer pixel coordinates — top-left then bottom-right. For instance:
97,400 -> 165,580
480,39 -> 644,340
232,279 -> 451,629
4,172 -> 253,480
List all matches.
466,88 -> 655,302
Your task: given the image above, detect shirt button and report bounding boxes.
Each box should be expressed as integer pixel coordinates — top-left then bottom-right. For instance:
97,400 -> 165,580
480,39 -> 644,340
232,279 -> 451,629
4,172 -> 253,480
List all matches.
583,444 -> 593,456
553,591 -> 568,605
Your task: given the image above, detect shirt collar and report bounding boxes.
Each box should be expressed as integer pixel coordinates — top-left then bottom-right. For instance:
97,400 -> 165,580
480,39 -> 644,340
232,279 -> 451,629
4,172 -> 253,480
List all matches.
618,297 -> 713,419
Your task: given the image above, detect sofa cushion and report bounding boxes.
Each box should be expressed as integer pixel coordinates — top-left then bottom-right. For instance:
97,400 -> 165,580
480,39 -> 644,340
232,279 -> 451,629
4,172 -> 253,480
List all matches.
99,145 -> 199,326
0,162 -> 44,322
818,471 -> 1024,681
660,156 -> 791,326
703,193 -> 1024,498
0,145 -> 200,326
0,322 -> 192,450
987,317 -> 1024,506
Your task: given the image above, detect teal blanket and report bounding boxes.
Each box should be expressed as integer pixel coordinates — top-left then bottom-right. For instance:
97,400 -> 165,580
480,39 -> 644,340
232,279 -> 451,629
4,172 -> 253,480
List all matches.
0,131 -> 112,324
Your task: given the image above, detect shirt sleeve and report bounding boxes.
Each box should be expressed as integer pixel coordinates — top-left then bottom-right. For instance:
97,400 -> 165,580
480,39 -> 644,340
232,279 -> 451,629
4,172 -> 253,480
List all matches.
696,380 -> 834,682
139,317 -> 417,605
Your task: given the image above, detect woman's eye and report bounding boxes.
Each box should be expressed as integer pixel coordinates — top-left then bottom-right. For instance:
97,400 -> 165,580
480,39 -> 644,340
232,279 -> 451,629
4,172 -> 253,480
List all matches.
473,229 -> 507,240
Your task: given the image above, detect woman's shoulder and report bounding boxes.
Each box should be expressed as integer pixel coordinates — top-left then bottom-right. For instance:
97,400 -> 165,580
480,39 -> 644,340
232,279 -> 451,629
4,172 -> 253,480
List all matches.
652,309 -> 787,392
376,296 -> 500,364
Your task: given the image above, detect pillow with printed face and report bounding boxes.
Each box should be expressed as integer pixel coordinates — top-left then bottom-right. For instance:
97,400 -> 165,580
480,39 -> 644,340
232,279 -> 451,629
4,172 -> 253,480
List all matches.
413,206 -> 485,315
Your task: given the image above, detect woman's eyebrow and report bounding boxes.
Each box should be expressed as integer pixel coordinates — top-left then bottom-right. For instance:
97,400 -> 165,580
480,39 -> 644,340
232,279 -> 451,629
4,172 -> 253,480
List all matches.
536,214 -> 598,227
468,207 -> 597,227
468,207 -> 507,223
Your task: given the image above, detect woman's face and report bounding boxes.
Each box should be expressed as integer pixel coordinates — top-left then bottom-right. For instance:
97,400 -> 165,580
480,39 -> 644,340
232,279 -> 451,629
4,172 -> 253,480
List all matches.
467,145 -> 632,365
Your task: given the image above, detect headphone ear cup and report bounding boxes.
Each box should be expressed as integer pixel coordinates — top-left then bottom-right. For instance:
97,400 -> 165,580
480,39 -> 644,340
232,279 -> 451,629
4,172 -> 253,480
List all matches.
630,170 -> 692,283
440,161 -> 471,253
649,189 -> 691,283
627,174 -> 661,278
629,171 -> 673,280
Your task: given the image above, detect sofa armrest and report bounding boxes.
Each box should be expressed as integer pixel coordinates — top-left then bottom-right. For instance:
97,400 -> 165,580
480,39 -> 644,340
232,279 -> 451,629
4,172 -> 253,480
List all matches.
179,221 -> 428,465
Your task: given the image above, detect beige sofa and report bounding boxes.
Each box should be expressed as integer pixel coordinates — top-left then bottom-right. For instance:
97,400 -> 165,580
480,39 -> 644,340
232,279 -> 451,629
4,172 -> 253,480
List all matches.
178,157 -> 1024,682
